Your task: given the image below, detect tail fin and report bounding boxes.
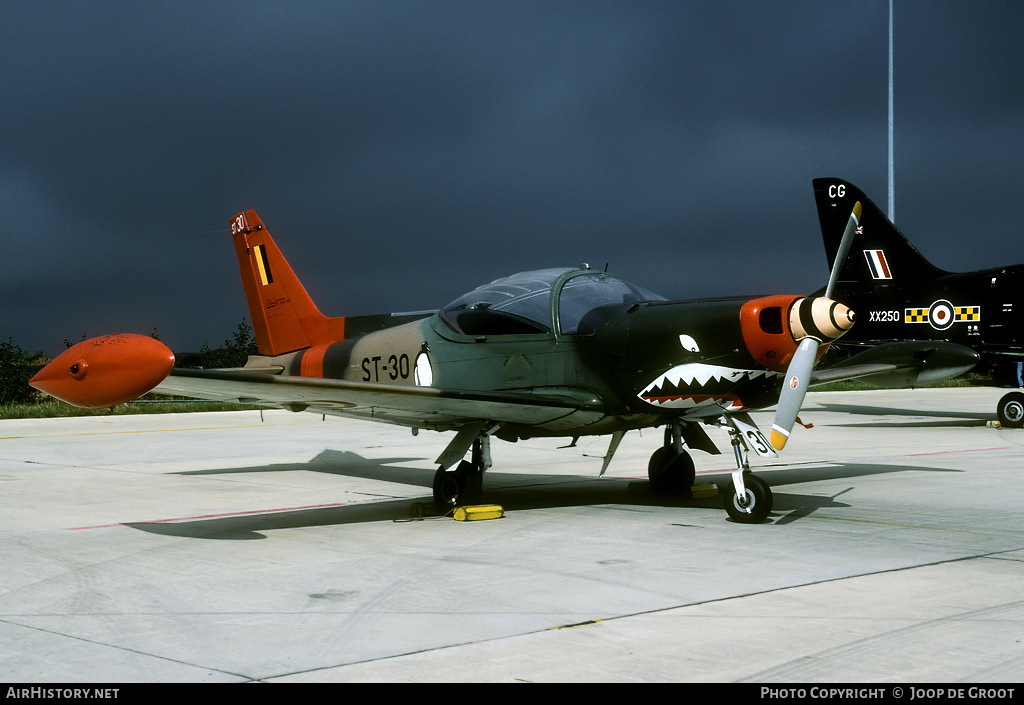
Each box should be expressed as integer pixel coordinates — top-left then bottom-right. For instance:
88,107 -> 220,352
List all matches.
813,178 -> 948,294
230,211 -> 345,356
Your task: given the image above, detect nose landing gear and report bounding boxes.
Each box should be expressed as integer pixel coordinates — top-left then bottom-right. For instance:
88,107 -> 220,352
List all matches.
722,419 -> 773,523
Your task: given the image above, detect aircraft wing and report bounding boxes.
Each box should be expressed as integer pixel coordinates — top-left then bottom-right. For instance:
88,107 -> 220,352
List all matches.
155,368 -> 606,431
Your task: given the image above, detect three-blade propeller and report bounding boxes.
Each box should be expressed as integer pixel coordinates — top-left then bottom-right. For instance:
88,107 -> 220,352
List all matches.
769,201 -> 862,451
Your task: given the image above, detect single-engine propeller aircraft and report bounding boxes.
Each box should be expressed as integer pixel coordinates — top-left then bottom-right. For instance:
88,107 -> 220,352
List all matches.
813,177 -> 1016,424
29,200 -> 969,522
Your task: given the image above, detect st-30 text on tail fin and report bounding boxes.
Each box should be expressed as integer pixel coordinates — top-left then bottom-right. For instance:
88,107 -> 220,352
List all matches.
230,211 -> 345,356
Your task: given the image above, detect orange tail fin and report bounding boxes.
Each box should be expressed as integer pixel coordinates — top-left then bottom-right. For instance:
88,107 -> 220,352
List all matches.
230,211 -> 345,356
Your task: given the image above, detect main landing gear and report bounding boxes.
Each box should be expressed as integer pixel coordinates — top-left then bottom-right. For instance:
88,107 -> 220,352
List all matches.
646,421 -> 773,523
997,391 -> 1024,429
433,434 -> 490,509
435,419 -> 773,522
647,425 -> 696,493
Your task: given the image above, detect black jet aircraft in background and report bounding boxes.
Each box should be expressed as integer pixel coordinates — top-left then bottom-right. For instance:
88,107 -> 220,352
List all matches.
30,201 -> 972,523
814,177 -> 1020,424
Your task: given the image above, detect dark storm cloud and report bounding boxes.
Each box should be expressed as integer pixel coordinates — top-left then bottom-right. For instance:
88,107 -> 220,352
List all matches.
2,1 -> 1023,356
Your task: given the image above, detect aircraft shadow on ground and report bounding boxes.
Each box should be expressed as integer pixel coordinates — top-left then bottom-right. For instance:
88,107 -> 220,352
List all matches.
123,449 -> 962,538
814,403 -> 993,428
175,449 -> 432,487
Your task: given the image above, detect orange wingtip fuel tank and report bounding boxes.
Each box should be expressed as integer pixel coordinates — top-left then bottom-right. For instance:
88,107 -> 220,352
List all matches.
30,334 -> 175,409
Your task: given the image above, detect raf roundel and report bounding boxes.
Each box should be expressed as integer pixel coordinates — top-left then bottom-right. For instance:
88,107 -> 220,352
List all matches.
928,300 -> 955,331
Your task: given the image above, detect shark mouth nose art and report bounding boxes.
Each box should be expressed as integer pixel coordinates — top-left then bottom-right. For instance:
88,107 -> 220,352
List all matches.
638,363 -> 775,409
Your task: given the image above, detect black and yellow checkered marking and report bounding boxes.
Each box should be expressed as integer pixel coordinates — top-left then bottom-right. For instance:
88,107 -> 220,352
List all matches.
905,308 -> 929,323
955,306 -> 980,322
904,305 -> 980,324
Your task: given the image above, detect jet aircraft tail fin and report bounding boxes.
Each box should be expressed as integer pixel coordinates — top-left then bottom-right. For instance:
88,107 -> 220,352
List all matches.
229,211 -> 345,356
813,178 -> 948,295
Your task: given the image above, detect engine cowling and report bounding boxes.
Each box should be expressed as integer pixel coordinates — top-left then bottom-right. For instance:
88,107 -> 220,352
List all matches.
740,295 -> 855,372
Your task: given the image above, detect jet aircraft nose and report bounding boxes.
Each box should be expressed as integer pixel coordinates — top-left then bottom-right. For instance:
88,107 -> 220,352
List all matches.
30,334 -> 175,409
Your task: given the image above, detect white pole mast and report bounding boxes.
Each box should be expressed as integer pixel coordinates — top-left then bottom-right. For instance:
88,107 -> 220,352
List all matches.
888,0 -> 895,222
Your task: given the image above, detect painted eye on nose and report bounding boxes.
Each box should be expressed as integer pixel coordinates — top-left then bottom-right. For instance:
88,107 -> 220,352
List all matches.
678,334 -> 700,352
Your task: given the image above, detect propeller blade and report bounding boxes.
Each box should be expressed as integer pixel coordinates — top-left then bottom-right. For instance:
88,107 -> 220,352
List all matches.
767,201 -> 862,452
824,201 -> 862,300
770,337 -> 819,451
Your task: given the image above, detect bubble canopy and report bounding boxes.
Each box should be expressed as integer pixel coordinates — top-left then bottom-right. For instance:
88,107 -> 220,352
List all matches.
440,267 -> 665,337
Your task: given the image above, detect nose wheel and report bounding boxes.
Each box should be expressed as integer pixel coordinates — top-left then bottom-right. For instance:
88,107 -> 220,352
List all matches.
722,420 -> 773,523
724,472 -> 772,523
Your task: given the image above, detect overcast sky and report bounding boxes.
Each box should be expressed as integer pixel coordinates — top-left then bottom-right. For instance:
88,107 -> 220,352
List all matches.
3,1 -> 1022,356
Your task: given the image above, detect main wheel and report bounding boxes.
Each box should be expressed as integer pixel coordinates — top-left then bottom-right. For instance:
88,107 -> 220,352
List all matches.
997,392 -> 1024,428
433,461 -> 467,508
432,460 -> 482,508
648,447 -> 696,493
724,473 -> 773,523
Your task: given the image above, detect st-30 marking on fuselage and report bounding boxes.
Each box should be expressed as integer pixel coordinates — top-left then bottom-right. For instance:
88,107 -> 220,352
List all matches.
361,354 -> 412,382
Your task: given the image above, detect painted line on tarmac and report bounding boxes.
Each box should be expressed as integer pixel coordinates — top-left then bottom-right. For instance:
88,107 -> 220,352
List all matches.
906,446 -> 1012,457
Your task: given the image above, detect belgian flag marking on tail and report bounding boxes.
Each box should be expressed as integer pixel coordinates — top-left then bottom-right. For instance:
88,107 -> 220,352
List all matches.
253,245 -> 273,286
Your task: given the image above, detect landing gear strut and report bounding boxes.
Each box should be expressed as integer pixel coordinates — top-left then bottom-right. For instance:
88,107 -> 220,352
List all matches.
723,423 -> 773,523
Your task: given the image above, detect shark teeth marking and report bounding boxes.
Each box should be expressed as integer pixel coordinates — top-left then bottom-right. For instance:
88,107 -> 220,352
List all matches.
638,363 -> 776,409
643,363 -> 772,390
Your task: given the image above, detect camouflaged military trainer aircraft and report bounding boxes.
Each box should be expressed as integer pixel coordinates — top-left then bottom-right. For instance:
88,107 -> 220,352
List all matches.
30,204 -> 969,523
